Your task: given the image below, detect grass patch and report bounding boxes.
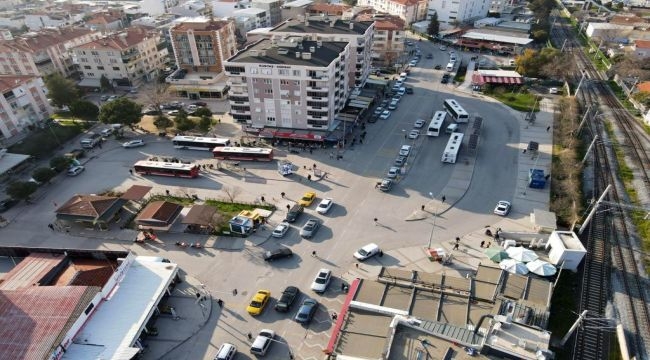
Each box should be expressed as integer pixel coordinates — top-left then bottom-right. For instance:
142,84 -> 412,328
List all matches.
454,64 -> 467,83
548,272 -> 578,359
607,81 -> 641,115
9,123 -> 85,157
484,87 -> 541,112
149,195 -> 196,206
204,199 -> 275,219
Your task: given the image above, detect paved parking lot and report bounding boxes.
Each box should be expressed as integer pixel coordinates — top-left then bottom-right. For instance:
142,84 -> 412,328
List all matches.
0,37 -> 555,360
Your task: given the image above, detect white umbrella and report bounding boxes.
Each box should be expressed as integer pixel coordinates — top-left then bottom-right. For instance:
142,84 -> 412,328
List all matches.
526,260 -> 557,276
499,259 -> 529,275
506,247 -> 539,263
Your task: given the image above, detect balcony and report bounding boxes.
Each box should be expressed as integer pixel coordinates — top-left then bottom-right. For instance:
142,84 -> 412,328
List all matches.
308,71 -> 328,80
230,108 -> 250,115
307,104 -> 328,111
306,85 -> 326,92
229,95 -> 249,102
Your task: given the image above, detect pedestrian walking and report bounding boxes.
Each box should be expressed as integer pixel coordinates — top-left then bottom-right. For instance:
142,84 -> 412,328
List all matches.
421,205 -> 425,211
523,149 -> 527,154
480,240 -> 485,248
307,174 -> 312,181
379,250 -> 384,257
166,189 -> 170,196
247,332 -> 253,340
260,196 -> 265,202
329,152 -> 334,159
128,169 -> 133,175
546,126 -> 551,132
355,263 -> 359,269
286,204 -> 291,211
48,223 -> 54,230
313,163 -> 317,169
232,289 -> 238,296
456,237 -> 460,243
331,312 -> 338,320
217,299 -> 224,307
312,250 -> 317,257
442,195 -> 446,203
453,243 -> 460,250
281,192 -> 285,198
373,218 -> 378,225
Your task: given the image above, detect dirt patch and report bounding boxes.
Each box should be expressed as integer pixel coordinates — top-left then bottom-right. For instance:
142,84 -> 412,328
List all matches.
139,115 -> 166,133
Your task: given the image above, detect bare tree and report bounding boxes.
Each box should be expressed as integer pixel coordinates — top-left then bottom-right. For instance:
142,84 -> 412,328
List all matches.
141,81 -> 171,117
541,52 -> 577,81
210,212 -> 227,233
222,185 -> 242,203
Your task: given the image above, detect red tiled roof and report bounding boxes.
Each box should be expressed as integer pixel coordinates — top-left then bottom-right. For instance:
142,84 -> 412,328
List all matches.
0,253 -> 65,290
75,26 -> 155,51
56,194 -> 120,218
472,73 -> 523,85
0,286 -> 98,360
635,39 -> 650,49
136,201 -> 182,224
0,75 -> 37,93
121,185 -> 152,201
87,12 -> 122,25
308,3 -> 351,14
637,81 -> 650,93
0,27 -> 97,52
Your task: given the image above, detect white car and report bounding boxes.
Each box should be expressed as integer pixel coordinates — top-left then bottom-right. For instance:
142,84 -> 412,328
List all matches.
409,60 -> 418,67
373,107 -> 384,115
399,145 -> 411,156
354,243 -> 380,261
271,222 -> 290,238
440,45 -> 447,51
67,165 -> 85,176
408,130 -> 420,139
387,166 -> 400,178
100,128 -> 114,136
316,198 -> 333,214
310,268 -> 332,293
122,139 -> 145,148
379,111 -> 391,120
494,201 -> 511,216
414,119 -> 426,128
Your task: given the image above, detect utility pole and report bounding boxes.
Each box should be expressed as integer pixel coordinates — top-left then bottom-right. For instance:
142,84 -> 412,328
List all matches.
578,184 -> 611,235
581,136 -> 598,165
560,310 -> 588,346
573,105 -> 592,136
574,73 -> 586,96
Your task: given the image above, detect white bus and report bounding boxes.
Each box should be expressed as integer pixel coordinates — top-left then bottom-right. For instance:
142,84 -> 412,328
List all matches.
443,99 -> 470,123
172,136 -> 230,150
441,133 -> 464,164
427,111 -> 448,137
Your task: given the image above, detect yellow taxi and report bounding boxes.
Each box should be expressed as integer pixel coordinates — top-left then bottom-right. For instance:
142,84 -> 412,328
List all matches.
246,290 -> 271,315
298,192 -> 317,207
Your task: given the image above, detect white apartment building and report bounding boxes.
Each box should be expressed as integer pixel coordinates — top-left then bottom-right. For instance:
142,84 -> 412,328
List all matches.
0,75 -> 52,140
224,36 -> 351,129
233,8 -> 270,37
427,0 -> 491,27
0,27 -> 101,77
141,0 -> 181,16
267,18 -> 374,89
357,0 -> 427,24
73,27 -> 168,88
251,0 -> 282,26
356,13 -> 406,67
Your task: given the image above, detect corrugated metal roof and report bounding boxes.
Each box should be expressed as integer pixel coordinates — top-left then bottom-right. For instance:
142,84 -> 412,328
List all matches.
462,31 -> 533,45
63,257 -> 178,360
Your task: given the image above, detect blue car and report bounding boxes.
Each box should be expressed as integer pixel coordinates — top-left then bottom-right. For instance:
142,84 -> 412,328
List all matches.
294,298 -> 318,324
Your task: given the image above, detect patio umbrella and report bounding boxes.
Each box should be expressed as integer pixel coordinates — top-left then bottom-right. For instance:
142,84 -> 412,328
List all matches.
484,248 -> 510,262
499,259 -> 529,275
526,259 -> 557,276
506,247 -> 539,263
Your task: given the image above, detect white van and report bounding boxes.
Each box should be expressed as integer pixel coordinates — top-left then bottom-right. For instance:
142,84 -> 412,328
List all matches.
250,329 -> 275,356
446,123 -> 459,134
215,343 -> 237,360
446,63 -> 455,72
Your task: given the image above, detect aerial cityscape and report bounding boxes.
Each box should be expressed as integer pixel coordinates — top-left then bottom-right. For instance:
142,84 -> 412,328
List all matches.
0,0 -> 648,358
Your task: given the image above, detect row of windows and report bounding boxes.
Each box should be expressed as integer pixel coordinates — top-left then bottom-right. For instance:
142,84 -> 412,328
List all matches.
83,65 -> 121,71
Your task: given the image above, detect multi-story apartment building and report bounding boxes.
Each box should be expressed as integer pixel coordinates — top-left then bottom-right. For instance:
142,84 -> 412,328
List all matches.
166,17 -> 237,99
356,13 -> 405,67
141,0 -> 180,16
0,75 -> 52,140
357,0 -> 427,24
224,36 -> 351,129
267,18 -> 374,88
427,0 -> 490,26
84,11 -> 125,32
72,26 -> 168,88
233,8 -> 270,37
251,0 -> 282,26
0,27 -> 101,77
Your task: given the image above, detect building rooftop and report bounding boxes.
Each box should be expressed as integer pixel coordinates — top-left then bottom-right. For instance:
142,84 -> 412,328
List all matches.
356,14 -> 405,30
0,75 -> 36,92
272,18 -> 372,35
635,39 -> 650,48
170,17 -> 232,32
462,30 -> 533,45
62,256 -> 179,360
307,3 -> 351,14
228,37 -> 348,67
282,0 -> 313,8
75,26 -> 156,51
56,194 -> 121,218
0,27 -> 97,53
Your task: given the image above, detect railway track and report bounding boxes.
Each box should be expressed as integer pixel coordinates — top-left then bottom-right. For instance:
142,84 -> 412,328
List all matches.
551,18 -> 650,360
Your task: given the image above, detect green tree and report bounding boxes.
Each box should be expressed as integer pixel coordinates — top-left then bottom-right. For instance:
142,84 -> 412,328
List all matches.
6,181 -> 38,201
198,115 -> 212,132
50,156 -> 72,172
69,100 -> 99,119
100,75 -> 113,92
531,29 -> 548,43
427,13 -> 440,37
515,48 -> 560,78
32,167 -> 56,184
44,74 -> 79,108
153,115 -> 173,129
632,91 -> 650,107
192,107 -> 212,118
98,98 -> 142,127
174,109 -> 194,131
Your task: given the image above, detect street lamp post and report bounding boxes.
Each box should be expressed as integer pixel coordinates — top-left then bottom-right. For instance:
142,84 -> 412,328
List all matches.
426,192 -> 438,249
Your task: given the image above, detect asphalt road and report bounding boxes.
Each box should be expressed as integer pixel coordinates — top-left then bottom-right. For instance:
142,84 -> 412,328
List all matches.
0,39 -> 522,360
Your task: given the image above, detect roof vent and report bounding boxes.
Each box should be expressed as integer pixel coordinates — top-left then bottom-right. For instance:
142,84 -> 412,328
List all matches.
309,46 -> 315,53
349,21 -> 354,30
302,52 -> 311,60
317,40 -> 322,47
278,48 -> 289,55
295,51 -> 300,58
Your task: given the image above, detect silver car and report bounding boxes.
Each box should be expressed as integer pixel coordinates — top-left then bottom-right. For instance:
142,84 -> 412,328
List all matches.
387,166 -> 400,178
300,219 -> 320,238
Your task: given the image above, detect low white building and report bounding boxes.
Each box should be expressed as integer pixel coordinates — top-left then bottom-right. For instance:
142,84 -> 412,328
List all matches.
545,231 -> 587,272
428,0 -> 491,27
632,39 -> 650,58
357,0 -> 427,24
0,75 -> 52,140
585,22 -> 634,40
233,7 -> 270,36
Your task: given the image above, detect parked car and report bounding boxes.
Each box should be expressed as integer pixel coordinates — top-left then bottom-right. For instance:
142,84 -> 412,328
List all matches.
379,111 -> 391,120
494,201 -> 511,216
408,130 -> 420,139
378,178 -> 393,192
122,139 -> 145,148
298,192 -> 317,206
271,222 -> 290,238
294,298 -> 318,324
409,59 -> 418,67
0,198 -> 18,213
300,219 -> 320,238
373,107 -> 385,115
310,268 -> 332,293
167,110 -> 180,116
399,145 -> 412,156
284,204 -> 304,222
434,65 -> 442,70
440,45 -> 447,50
316,198 -> 333,214
246,290 -> 271,315
250,329 -> 275,356
67,165 -> 85,176
263,248 -> 293,261
414,119 -> 426,128
426,53 -> 433,59
387,166 -> 400,179
395,156 -> 406,166
354,243 -> 381,261
100,95 -> 109,101
275,286 -> 300,312
64,148 -> 85,159
405,87 -> 413,94
100,128 -> 114,137
214,343 -> 237,360
193,101 -> 208,107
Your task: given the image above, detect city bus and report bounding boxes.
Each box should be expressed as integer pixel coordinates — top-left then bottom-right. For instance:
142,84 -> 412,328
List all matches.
427,111 -> 448,137
443,99 -> 470,123
172,136 -> 230,150
441,133 -> 464,164
212,147 -> 274,161
133,160 -> 200,178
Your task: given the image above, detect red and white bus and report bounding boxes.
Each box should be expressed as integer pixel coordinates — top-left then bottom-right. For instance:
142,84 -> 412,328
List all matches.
133,160 -> 200,178
172,136 -> 230,150
212,147 -> 274,161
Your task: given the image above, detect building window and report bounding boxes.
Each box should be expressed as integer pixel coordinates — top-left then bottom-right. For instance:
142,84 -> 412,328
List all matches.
84,65 -> 91,70
263,79 -> 271,84
261,68 -> 272,75
97,66 -> 104,70
93,58 -> 102,64
86,72 -> 95,76
267,117 -> 275,122
91,51 -> 99,56
80,58 -> 88,63
292,70 -> 301,76
250,68 -> 258,74
264,89 -> 273,94
278,69 -> 289,76
280,80 -> 289,85
113,66 -> 120,71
